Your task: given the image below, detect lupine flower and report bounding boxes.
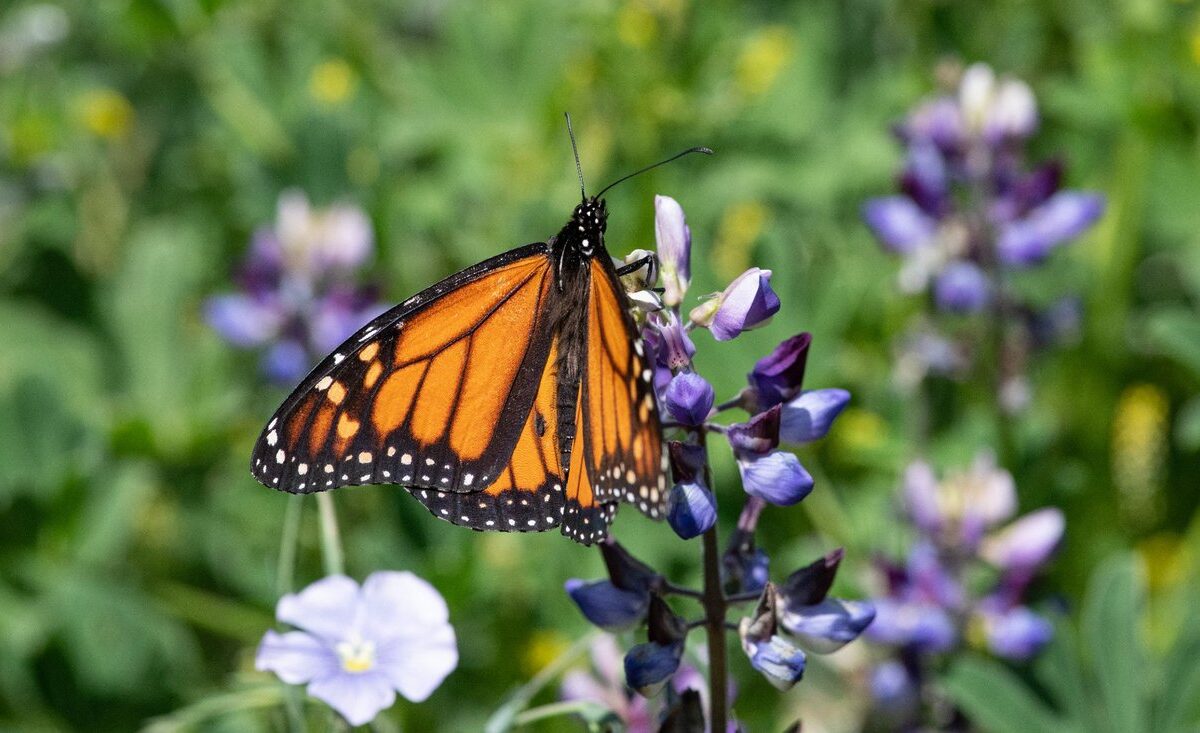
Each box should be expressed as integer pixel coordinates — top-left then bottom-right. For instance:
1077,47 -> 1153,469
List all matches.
665,442 -> 716,540
256,572 -> 457,726
727,406 -> 814,506
624,596 -> 688,696
738,586 -> 807,691
567,540 -> 662,631
691,267 -> 781,341
664,372 -> 715,427
206,190 -> 384,382
867,455 -> 1065,712
655,195 -> 691,308
776,550 -> 876,654
864,62 -> 1104,315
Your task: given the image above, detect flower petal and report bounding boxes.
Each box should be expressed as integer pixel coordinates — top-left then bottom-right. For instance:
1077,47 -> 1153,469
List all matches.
698,268 -> 781,341
376,625 -> 458,702
738,451 -> 813,507
780,598 -> 876,654
664,372 -> 715,426
565,579 -> 649,631
862,197 -> 937,254
981,508 -> 1064,575
780,388 -> 850,444
655,195 -> 691,308
262,339 -> 311,384
981,605 -> 1053,661
747,333 -> 811,411
997,192 -> 1105,266
360,571 -> 451,642
307,670 -> 397,727
276,574 -> 362,643
204,294 -> 283,347
743,635 -> 806,691
624,641 -> 684,697
902,461 -> 942,534
865,598 -> 956,653
934,261 -> 991,314
256,629 -> 339,685
667,481 -> 717,540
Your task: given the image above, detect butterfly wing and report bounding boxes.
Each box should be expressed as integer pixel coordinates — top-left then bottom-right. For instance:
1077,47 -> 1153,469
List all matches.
251,243 -> 558,496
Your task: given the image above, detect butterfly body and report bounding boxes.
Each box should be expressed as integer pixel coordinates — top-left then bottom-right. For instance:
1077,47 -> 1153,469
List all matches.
251,195 -> 667,545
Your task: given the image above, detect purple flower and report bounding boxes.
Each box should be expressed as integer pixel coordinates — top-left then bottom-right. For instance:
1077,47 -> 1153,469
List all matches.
692,268 -> 781,341
561,636 -> 655,732
980,507 -> 1064,575
899,97 -> 964,151
997,191 -> 1105,266
256,572 -> 457,726
746,333 -> 812,411
779,388 -> 850,444
738,587 -> 807,690
205,293 -> 285,347
869,660 -> 919,712
655,195 -> 691,308
646,311 -> 696,373
862,197 -> 938,254
865,597 -> 957,654
728,407 -> 814,506
779,598 -> 876,654
624,641 -> 684,697
667,480 -> 717,540
565,579 -> 649,631
978,603 -> 1053,660
934,261 -> 991,313
664,372 -> 714,426
958,63 -> 1038,142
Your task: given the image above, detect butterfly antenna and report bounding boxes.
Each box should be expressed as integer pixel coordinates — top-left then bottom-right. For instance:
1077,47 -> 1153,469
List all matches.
565,112 -> 586,201
595,146 -> 714,198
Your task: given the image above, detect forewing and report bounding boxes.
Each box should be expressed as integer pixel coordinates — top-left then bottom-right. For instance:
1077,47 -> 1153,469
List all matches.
251,244 -> 556,495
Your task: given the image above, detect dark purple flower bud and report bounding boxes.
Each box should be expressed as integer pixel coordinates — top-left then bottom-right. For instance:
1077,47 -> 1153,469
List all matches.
664,372 -> 714,426
692,268 -> 781,342
723,542 -> 770,596
624,641 -> 684,697
738,451 -> 813,507
655,195 -> 691,308
980,508 -> 1064,575
263,339 -> 310,383
747,333 -> 811,411
862,197 -> 937,254
205,294 -> 283,347
667,481 -> 717,540
668,441 -> 707,484
739,586 -> 806,690
934,261 -> 991,313
900,142 -> 950,217
780,598 -> 876,654
658,688 -> 705,732
565,579 -> 649,631
647,594 -> 688,645
780,549 -> 843,606
779,388 -> 851,444
996,192 -> 1105,266
727,405 -> 782,456
1011,160 -> 1063,213
865,598 -> 956,653
979,603 -> 1053,660
600,539 -> 661,595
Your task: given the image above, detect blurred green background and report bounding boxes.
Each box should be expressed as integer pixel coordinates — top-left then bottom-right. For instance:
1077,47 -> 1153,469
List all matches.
2,0 -> 1199,730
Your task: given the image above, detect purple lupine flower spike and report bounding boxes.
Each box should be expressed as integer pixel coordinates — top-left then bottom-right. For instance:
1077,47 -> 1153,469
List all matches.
692,267 -> 781,341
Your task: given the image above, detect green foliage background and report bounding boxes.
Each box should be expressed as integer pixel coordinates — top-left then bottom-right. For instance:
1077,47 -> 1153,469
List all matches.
1,0 -> 1198,730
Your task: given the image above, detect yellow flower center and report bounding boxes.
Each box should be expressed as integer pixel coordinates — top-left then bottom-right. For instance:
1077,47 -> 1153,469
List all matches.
335,636 -> 377,674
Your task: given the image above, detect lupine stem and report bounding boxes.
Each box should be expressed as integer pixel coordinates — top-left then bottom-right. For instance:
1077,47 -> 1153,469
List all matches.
701,526 -> 729,730
276,494 -> 304,596
315,492 -> 345,577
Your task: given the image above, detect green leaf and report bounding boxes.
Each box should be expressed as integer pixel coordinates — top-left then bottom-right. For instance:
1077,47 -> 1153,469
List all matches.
1141,308 -> 1200,382
1156,613 -> 1200,732
1081,554 -> 1146,733
942,654 -> 1063,733
1033,618 -> 1097,732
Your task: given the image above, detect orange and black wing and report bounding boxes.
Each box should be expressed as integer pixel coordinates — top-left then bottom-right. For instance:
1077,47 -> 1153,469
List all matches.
250,243 -> 559,499
569,257 -> 669,533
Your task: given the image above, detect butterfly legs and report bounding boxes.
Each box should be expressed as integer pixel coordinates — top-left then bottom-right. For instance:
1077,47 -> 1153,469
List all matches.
615,252 -> 658,283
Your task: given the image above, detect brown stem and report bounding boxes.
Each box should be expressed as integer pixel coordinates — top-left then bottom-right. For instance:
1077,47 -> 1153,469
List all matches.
702,526 -> 728,731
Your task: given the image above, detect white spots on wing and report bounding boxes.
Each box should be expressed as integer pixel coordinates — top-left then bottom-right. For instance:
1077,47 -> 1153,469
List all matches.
267,430 -> 278,446
325,464 -> 334,473
508,519 -> 516,526
401,453 -> 413,465
275,449 -> 285,464
425,458 -> 435,466
642,369 -> 652,382
463,473 -> 474,487
341,474 -> 349,481
486,520 -> 495,526
358,451 -> 373,464
360,473 -> 371,481
383,470 -> 391,478
316,376 -> 333,391
297,463 -> 308,476
358,327 -> 378,343
268,418 -> 278,430
387,446 -> 396,457
333,353 -> 344,364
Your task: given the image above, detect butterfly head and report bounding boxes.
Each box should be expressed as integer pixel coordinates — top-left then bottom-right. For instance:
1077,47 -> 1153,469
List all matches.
568,196 -> 608,257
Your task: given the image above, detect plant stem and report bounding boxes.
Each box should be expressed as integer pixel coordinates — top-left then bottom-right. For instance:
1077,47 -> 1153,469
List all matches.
276,495 -> 304,597
315,493 -> 345,577
701,526 -> 728,731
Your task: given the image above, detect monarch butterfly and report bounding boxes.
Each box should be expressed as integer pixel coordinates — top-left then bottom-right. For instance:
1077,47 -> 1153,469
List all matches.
250,118 -> 711,545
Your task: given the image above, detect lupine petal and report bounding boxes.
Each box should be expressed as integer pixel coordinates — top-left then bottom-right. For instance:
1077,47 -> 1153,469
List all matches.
981,605 -> 1053,660
664,372 -> 714,426
205,294 -> 284,347
565,579 -> 649,631
655,195 -> 691,308
980,508 -> 1064,574
902,461 -> 942,535
996,192 -> 1105,266
667,481 -> 717,540
900,97 -> 964,151
738,451 -> 813,507
307,670 -> 397,727
255,629 -> 339,684
703,268 -> 781,341
869,660 -> 919,711
934,261 -> 991,313
747,333 -> 811,411
624,641 -> 684,697
779,598 -> 876,653
276,574 -> 362,644
862,196 -> 937,254
865,598 -> 957,653
780,388 -> 851,444
744,635 -> 806,691
262,339 -> 312,384
726,405 -> 781,456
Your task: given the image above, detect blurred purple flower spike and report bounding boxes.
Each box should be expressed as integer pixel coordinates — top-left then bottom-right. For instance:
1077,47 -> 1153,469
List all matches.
979,603 -> 1054,660
934,261 -> 991,313
655,195 -> 691,308
981,507 -> 1065,576
256,572 -> 457,726
997,191 -> 1106,266
692,267 -> 781,341
862,197 -> 938,254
